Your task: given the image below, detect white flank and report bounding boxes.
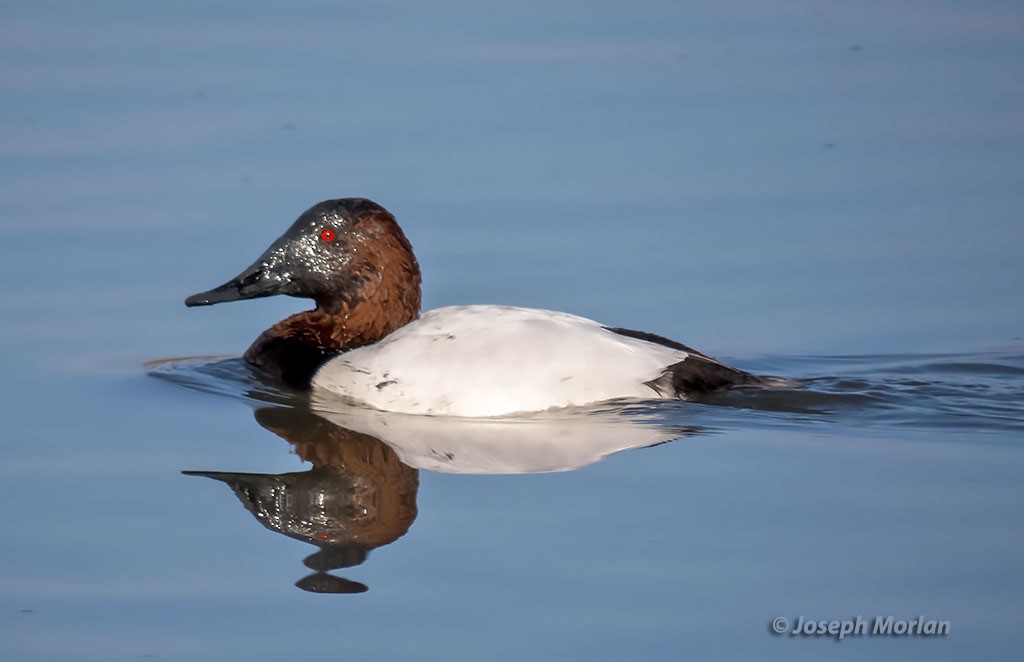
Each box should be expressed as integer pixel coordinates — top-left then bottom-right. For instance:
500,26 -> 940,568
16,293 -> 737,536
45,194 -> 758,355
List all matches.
311,305 -> 688,417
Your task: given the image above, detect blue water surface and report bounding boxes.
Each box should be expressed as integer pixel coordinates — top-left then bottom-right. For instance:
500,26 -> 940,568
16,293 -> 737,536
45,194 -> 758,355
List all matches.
1,1 -> 1023,660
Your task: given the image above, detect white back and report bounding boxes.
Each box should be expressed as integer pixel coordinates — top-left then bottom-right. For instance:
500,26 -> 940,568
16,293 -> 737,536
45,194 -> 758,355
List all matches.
311,306 -> 688,416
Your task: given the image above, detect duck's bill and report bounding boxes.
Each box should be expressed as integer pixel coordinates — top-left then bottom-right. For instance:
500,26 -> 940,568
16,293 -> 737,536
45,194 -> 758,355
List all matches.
185,264 -> 298,307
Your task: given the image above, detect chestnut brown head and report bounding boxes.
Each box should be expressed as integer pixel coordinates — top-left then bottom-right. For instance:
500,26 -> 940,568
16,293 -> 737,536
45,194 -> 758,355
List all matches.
186,198 -> 421,316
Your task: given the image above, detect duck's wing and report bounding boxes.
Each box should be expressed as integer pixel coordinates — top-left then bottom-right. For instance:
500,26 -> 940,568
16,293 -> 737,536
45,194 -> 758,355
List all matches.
311,305 -> 692,416
603,326 -> 714,358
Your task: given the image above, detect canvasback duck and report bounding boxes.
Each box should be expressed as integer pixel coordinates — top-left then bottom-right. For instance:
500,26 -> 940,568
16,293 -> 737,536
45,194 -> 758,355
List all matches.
186,198 -> 765,417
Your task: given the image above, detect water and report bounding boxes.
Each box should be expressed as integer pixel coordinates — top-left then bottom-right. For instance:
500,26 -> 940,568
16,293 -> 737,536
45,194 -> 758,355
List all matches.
2,1 -> 1024,660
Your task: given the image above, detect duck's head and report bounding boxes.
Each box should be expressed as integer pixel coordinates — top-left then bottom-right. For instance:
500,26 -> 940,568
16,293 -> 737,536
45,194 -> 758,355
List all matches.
186,198 -> 421,317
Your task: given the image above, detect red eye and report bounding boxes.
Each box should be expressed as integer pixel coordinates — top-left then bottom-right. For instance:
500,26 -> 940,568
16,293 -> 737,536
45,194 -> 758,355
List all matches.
320,228 -> 336,242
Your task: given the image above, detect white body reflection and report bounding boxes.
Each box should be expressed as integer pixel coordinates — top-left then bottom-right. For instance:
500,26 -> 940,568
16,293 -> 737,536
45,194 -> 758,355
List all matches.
309,394 -> 693,474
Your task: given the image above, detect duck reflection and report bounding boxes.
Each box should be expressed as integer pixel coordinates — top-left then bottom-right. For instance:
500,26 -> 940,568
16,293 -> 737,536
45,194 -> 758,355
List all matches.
161,357 -> 699,594
185,406 -> 418,594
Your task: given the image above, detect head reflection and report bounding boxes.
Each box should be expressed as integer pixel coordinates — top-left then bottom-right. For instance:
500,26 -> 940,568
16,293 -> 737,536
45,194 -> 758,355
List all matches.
185,406 -> 418,594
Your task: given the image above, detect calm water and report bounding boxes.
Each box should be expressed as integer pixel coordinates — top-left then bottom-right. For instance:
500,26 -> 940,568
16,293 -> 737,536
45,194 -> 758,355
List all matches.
2,1 -> 1024,660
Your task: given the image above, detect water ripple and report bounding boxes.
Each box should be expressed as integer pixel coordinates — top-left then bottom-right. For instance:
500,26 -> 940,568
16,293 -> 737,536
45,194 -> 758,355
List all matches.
148,350 -> 1024,436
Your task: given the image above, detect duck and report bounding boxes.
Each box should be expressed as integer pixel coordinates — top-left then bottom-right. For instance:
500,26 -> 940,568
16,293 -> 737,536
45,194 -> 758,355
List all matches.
186,198 -> 767,417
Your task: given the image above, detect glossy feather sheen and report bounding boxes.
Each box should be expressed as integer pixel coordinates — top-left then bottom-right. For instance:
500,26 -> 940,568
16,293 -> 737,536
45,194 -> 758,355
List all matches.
311,306 -> 689,417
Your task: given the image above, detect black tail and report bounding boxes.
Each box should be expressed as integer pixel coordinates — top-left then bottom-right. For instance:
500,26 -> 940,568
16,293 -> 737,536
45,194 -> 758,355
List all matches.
604,326 -> 774,400
645,354 -> 764,400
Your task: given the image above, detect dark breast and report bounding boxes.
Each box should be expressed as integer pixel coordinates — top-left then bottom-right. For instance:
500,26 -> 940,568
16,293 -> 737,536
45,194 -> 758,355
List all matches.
244,333 -> 342,390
